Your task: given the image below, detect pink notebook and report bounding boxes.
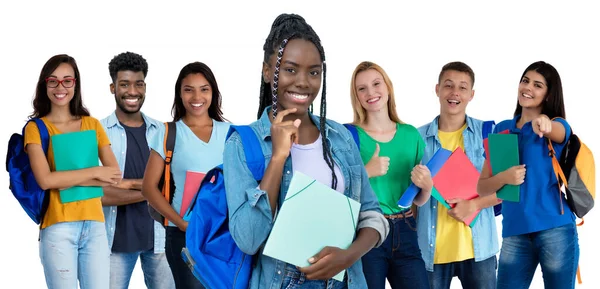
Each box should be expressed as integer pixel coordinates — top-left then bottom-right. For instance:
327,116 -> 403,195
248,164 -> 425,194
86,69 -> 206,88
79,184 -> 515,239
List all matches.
181,171 -> 206,217
432,148 -> 481,226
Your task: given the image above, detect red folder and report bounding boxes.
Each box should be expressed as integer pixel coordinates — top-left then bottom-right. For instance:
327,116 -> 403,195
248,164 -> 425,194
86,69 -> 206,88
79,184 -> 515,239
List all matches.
432,148 -> 480,226
181,171 -> 206,217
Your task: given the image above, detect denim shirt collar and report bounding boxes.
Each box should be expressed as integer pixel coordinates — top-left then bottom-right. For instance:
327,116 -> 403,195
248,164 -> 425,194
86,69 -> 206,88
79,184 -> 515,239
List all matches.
255,106 -> 339,141
423,115 -> 477,138
104,111 -> 160,130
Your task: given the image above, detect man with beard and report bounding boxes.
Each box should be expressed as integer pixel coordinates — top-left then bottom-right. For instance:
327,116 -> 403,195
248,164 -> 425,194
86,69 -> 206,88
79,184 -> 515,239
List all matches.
101,52 -> 174,289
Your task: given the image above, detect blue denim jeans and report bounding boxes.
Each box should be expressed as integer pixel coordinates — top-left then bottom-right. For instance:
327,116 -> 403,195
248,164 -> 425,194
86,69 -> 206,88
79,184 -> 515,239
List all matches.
362,214 -> 429,289
281,264 -> 347,289
110,250 -> 175,289
165,227 -> 205,289
39,221 -> 110,289
497,223 -> 579,289
428,256 -> 497,289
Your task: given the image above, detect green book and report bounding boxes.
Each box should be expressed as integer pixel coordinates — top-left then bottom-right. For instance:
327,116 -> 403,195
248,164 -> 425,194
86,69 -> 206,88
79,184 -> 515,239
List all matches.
488,133 -> 520,202
52,130 -> 103,203
263,171 -> 361,282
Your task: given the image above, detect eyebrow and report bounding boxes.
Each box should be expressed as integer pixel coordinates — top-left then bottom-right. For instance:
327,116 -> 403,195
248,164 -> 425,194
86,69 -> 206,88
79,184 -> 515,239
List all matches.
183,84 -> 210,88
283,60 -> 322,69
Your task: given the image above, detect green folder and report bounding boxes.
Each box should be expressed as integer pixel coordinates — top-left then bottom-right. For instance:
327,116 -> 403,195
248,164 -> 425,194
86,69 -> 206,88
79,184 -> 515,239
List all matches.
263,171 -> 361,282
52,130 -> 104,203
431,186 -> 451,209
488,134 -> 520,202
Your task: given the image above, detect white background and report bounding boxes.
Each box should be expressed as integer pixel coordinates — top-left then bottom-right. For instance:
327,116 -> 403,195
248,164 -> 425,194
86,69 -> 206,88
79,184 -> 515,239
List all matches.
1,0 -> 598,288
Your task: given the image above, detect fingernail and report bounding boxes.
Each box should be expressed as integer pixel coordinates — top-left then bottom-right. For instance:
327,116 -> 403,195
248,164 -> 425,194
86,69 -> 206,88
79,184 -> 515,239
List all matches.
308,257 -> 315,263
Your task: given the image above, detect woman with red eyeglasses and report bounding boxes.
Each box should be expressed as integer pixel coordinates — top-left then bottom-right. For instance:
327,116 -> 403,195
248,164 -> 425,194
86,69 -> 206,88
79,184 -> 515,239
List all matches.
24,54 -> 122,289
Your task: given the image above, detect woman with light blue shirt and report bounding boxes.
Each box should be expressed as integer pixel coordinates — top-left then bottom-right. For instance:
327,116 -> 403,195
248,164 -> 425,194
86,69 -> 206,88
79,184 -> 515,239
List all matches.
223,13 -> 389,289
142,62 -> 230,289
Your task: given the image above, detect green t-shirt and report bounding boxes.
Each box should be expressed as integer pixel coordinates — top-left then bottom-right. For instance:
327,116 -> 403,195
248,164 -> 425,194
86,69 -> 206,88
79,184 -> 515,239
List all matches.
357,123 -> 425,215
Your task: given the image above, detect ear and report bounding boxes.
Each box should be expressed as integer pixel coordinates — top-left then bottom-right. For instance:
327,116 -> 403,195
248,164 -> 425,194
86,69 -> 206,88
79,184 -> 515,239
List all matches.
435,84 -> 440,97
110,83 -> 115,94
469,89 -> 475,101
262,61 -> 271,83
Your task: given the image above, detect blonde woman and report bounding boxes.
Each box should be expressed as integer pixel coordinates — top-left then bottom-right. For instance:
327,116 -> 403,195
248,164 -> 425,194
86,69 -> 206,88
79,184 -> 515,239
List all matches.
346,61 -> 430,289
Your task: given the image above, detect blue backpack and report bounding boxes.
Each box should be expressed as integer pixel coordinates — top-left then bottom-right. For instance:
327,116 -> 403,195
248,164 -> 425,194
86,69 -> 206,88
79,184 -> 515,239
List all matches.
6,118 -> 51,225
181,125 -> 264,289
344,121 -> 502,216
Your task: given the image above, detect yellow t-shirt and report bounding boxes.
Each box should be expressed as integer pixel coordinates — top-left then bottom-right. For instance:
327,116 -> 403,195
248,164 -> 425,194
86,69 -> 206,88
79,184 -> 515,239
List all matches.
24,116 -> 111,229
434,123 -> 475,264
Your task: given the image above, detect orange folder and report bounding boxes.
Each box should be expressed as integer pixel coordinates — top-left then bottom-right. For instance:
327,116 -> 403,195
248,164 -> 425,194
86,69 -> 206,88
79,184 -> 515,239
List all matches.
181,171 -> 206,217
432,148 -> 481,227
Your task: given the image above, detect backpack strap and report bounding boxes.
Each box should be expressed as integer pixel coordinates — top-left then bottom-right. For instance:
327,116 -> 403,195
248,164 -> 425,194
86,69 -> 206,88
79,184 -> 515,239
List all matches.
545,117 -> 569,215
227,125 -> 265,181
343,123 -> 360,150
25,118 -> 50,154
481,120 -> 495,139
161,122 -> 176,226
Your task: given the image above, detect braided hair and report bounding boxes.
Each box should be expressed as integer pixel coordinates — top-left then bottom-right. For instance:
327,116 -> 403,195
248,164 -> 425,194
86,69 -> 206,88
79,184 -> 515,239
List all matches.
257,13 -> 337,190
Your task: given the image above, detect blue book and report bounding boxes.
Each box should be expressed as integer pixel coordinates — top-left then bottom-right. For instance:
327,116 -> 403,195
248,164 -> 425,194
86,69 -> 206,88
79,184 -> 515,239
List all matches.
397,148 -> 452,208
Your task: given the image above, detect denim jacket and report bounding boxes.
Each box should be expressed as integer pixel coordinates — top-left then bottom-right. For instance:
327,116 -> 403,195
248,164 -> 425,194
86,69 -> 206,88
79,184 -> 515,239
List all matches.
223,107 -> 388,289
100,112 -> 166,254
417,115 -> 499,271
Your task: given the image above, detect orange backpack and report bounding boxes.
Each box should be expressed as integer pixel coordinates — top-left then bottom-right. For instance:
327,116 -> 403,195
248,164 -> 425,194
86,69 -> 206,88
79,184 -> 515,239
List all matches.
547,119 -> 595,284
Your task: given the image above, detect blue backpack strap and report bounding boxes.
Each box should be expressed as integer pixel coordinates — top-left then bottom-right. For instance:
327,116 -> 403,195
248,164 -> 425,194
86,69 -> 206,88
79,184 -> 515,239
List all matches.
25,118 -> 50,154
481,120 -> 495,139
343,123 -> 360,150
227,125 -> 265,181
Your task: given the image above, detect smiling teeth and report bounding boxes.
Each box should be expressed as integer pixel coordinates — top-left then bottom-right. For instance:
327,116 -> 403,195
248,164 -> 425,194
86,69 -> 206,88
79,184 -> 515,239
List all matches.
367,97 -> 380,103
291,93 -> 308,100
125,98 -> 139,104
55,94 -> 67,99
448,100 -> 460,104
191,103 -> 204,107
522,93 -> 533,99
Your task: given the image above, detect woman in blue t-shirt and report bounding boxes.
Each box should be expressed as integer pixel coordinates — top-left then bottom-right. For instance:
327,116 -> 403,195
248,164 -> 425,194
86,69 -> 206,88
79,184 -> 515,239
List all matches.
142,62 -> 230,289
477,61 -> 579,289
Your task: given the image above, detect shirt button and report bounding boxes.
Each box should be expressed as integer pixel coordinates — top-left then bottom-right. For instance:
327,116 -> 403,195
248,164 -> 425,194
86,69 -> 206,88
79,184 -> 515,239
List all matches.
286,171 -> 290,174
277,270 -> 281,275
121,151 -> 125,154
432,226 -> 435,228
433,206 -> 436,209
254,194 -> 259,198
113,210 -> 116,213
121,133 -> 124,136
430,244 -> 433,247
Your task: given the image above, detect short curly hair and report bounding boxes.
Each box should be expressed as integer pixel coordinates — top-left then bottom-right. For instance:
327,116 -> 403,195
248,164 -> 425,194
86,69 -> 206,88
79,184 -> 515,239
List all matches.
108,51 -> 148,82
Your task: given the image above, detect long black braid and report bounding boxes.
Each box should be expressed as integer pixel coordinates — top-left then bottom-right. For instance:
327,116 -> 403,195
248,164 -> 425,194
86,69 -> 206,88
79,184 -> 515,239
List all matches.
257,13 -> 337,190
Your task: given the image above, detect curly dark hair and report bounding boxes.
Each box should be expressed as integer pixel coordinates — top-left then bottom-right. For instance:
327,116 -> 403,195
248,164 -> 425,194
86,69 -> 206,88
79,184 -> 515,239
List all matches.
108,51 -> 149,83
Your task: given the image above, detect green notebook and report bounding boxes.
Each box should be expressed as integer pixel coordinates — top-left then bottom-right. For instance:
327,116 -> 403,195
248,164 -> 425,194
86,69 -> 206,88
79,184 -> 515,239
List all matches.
263,171 -> 361,282
488,133 -> 520,202
52,130 -> 103,203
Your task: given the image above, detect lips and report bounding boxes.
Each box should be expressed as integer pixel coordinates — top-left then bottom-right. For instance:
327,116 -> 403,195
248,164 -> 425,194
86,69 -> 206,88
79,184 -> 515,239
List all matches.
521,93 -> 533,99
286,91 -> 310,103
447,99 -> 461,105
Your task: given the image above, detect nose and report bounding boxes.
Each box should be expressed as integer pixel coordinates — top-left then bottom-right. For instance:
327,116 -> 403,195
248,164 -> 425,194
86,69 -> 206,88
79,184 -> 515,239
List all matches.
294,72 -> 309,88
127,85 -> 140,96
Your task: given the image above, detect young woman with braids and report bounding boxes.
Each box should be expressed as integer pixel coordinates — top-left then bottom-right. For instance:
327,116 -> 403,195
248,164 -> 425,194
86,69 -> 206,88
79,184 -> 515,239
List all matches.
223,13 -> 389,289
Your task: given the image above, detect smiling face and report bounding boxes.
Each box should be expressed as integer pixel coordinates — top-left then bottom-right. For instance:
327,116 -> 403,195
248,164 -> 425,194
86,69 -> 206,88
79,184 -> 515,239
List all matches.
180,73 -> 212,118
46,63 -> 76,108
517,70 -> 547,110
354,68 -> 390,114
436,70 -> 474,116
111,70 -> 146,114
263,38 -> 322,119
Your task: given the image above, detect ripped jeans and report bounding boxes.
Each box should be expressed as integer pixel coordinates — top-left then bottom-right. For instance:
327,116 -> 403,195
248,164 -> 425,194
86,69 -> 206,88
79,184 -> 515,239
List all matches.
39,221 -> 110,289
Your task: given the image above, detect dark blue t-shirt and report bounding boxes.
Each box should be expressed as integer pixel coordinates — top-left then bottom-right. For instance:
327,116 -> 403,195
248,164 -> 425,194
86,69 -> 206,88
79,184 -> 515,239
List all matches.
112,122 -> 154,253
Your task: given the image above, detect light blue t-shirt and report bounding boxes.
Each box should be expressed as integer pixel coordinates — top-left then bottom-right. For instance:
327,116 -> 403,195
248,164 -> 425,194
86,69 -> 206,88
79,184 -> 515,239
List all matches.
150,119 -> 231,226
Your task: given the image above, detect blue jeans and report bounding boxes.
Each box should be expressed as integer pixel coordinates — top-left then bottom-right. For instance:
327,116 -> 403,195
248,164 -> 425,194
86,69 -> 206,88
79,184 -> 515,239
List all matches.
281,264 -> 347,289
497,223 -> 579,289
165,227 -> 205,289
39,221 -> 110,289
428,256 -> 497,289
362,214 -> 429,289
110,250 -> 175,289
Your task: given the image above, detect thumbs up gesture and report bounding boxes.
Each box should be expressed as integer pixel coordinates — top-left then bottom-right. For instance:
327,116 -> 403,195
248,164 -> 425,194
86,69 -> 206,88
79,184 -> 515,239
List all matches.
365,144 -> 390,178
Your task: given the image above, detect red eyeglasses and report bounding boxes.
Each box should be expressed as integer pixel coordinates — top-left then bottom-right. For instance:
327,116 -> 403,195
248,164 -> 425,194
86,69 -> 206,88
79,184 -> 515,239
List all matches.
46,77 -> 76,88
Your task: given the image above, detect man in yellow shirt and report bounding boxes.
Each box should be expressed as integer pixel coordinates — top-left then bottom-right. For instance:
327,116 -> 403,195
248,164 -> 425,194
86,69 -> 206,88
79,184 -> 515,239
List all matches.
417,62 -> 501,289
